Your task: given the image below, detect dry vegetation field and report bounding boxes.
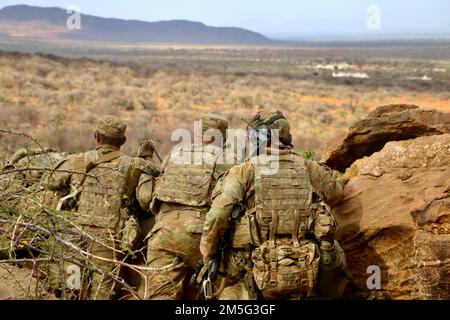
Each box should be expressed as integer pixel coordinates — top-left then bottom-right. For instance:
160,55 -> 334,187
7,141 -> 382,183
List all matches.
0,40 -> 449,161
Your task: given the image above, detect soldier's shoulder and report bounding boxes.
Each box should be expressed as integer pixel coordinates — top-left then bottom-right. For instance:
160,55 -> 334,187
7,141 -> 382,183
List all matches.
122,155 -> 160,176
287,151 -> 310,163
118,154 -> 141,166
54,152 -> 83,168
304,158 -> 335,176
227,160 -> 253,178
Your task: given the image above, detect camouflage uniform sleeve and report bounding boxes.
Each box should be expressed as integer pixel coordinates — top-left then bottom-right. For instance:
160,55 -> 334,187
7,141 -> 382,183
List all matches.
136,161 -> 161,212
137,174 -> 154,212
305,160 -> 342,268
200,162 -> 253,263
305,160 -> 344,207
116,157 -> 158,221
129,158 -> 159,194
45,156 -> 76,191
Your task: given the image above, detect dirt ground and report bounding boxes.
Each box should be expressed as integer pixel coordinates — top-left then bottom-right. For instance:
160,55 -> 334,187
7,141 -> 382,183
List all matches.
0,264 -> 36,300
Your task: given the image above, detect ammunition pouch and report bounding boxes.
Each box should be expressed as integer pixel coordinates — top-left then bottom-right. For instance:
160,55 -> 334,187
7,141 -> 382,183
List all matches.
313,201 -> 336,241
251,240 -> 320,296
319,241 -> 336,266
118,214 -> 141,254
230,208 -> 261,249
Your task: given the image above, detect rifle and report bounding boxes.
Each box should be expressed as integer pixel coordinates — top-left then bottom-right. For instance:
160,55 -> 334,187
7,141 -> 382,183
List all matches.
190,203 -> 243,300
154,148 -> 163,164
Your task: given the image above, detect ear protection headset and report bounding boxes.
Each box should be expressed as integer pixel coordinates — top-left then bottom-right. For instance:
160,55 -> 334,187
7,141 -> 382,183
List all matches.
246,112 -> 292,151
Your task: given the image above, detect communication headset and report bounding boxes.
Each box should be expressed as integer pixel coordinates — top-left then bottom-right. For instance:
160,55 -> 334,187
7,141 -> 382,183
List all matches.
246,112 -> 292,152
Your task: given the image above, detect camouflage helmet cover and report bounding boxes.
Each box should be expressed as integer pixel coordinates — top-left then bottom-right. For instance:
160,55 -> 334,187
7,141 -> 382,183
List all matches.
96,115 -> 127,139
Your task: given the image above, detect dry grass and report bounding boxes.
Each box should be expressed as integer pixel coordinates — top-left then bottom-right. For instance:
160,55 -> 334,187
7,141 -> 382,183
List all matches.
0,49 -> 449,159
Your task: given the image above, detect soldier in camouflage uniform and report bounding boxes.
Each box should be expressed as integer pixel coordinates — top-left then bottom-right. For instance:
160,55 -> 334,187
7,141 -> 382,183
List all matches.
135,135 -> 161,246
140,114 -> 236,300
118,136 -> 162,298
1,148 -> 67,207
200,111 -> 347,300
1,148 -> 68,258
46,116 -> 157,300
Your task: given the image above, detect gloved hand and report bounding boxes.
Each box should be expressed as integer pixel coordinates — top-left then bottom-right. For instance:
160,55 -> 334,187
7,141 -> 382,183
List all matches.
138,137 -> 156,158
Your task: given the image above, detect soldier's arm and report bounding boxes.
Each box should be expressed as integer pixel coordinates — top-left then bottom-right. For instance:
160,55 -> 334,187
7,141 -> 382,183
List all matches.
45,157 -> 74,191
311,200 -> 337,259
305,161 -> 341,267
136,164 -> 161,213
305,160 -> 344,207
130,158 -> 160,212
200,162 -> 252,263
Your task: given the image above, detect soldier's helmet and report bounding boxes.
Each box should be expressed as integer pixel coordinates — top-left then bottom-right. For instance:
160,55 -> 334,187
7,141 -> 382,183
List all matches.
96,115 -> 127,139
243,111 -> 293,148
199,114 -> 229,143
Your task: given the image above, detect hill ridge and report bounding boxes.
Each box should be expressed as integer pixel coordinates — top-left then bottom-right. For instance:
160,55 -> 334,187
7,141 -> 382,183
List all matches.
0,4 -> 274,45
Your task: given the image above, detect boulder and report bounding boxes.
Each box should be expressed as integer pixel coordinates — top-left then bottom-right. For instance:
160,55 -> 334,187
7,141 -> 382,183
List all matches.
333,133 -> 450,300
322,104 -> 450,173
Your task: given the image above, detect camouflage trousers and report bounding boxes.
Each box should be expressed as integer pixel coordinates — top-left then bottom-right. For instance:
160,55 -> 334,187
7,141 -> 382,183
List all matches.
142,210 -> 204,300
45,226 -> 124,300
84,227 -> 125,300
314,240 -> 350,300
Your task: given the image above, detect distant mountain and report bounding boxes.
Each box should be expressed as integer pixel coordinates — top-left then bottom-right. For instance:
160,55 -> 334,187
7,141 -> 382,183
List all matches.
0,5 -> 275,45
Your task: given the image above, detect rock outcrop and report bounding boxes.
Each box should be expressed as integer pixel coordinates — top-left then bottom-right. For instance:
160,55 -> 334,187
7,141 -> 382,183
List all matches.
323,104 -> 450,173
324,105 -> 450,300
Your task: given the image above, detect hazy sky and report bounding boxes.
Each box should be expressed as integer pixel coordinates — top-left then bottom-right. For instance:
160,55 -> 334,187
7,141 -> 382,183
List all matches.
1,0 -> 449,38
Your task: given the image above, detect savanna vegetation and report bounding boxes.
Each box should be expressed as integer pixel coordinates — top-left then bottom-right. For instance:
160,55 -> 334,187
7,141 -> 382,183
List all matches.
0,41 -> 449,161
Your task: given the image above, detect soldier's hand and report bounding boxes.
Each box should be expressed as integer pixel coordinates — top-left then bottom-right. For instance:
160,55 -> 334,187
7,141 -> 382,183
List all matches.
202,256 -> 213,266
138,138 -> 156,158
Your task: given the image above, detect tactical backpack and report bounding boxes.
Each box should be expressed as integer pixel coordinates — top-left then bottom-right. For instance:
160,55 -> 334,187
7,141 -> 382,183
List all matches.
153,144 -> 223,208
68,150 -> 129,230
234,154 -> 320,297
